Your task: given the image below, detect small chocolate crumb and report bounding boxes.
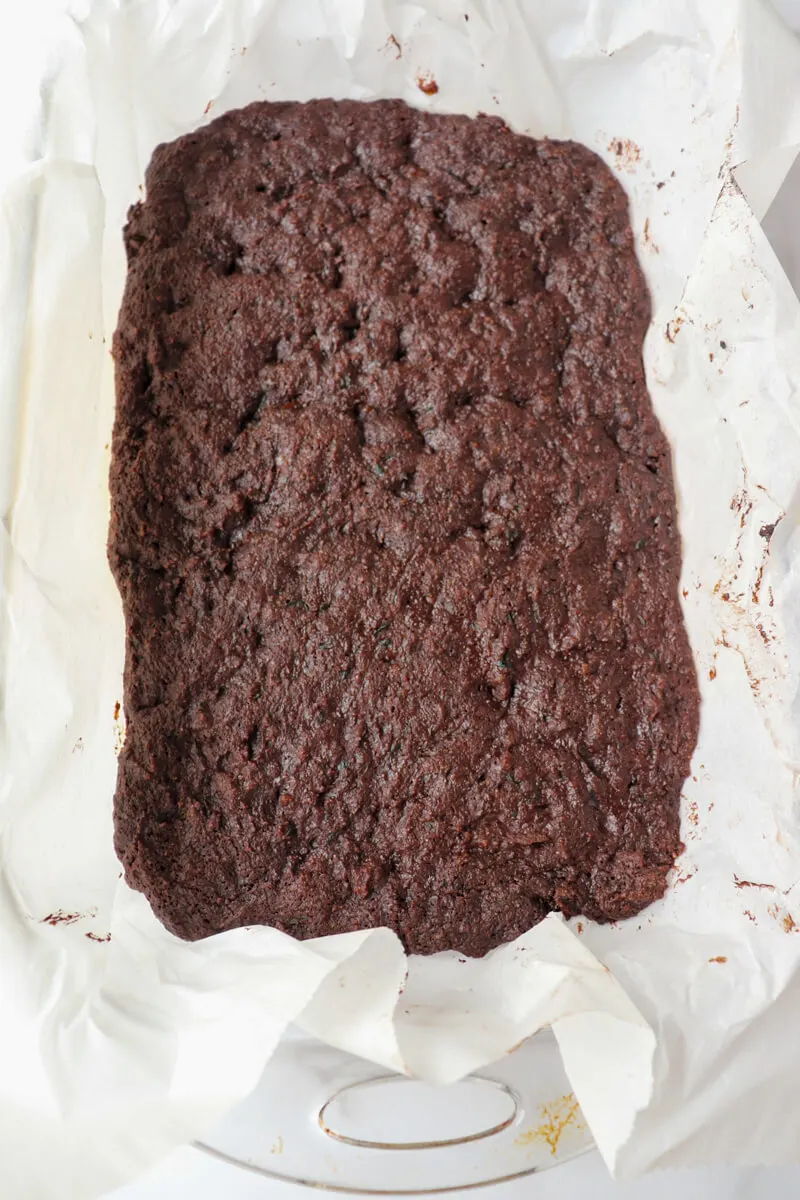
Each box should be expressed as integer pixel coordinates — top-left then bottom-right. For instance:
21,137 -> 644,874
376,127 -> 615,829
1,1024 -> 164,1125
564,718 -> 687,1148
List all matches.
416,74 -> 439,96
41,910 -> 83,926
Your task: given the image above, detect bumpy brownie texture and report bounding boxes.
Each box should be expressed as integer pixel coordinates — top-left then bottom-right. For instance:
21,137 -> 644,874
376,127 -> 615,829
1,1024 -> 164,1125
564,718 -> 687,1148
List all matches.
110,99 -> 699,956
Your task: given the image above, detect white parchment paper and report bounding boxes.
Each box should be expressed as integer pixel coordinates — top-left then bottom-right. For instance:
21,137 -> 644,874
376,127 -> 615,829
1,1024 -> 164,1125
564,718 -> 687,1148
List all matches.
3,1 -> 800,1196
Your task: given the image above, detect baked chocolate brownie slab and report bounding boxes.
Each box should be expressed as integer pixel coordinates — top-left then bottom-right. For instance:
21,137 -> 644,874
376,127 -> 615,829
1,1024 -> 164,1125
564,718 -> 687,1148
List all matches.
110,98 -> 699,956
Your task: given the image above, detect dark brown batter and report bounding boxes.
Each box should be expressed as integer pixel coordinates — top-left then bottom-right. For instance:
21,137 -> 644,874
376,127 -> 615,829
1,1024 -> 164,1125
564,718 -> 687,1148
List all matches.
110,99 -> 699,956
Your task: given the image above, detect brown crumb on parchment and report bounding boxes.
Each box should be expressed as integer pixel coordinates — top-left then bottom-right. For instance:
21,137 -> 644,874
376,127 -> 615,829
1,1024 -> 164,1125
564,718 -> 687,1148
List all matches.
642,217 -> 659,253
607,137 -> 641,172
734,874 -> 776,891
416,73 -> 439,96
665,313 -> 685,343
708,956 -> 728,964
752,563 -> 764,606
768,903 -> 799,934
114,703 -> 126,758
41,910 -> 84,926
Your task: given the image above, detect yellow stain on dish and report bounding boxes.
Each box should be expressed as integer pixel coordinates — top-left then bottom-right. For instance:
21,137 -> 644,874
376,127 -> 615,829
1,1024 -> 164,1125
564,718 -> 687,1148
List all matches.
270,1135 -> 283,1155
515,1093 -> 584,1156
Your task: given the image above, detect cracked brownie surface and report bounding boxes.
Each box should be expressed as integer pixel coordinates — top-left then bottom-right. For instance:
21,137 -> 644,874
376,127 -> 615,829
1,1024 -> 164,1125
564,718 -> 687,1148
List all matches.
110,98 -> 699,956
